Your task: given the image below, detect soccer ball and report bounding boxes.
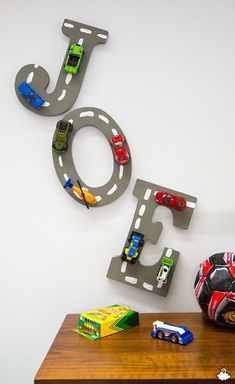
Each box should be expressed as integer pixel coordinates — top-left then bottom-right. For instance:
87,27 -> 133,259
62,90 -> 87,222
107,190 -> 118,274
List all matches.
194,252 -> 235,327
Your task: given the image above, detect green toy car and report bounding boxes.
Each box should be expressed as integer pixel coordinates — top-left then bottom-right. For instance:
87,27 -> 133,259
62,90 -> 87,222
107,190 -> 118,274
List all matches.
156,257 -> 174,288
52,120 -> 73,152
64,44 -> 84,75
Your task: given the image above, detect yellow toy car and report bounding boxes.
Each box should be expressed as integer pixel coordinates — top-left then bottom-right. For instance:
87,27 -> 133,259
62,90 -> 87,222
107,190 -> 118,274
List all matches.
63,178 -> 97,207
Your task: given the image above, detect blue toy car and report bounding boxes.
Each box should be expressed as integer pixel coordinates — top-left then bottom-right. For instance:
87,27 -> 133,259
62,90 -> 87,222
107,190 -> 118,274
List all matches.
151,320 -> 193,345
121,231 -> 144,264
18,82 -> 45,110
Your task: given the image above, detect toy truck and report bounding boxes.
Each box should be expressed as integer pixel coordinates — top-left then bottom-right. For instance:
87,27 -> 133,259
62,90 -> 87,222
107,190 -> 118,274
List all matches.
151,320 -> 193,345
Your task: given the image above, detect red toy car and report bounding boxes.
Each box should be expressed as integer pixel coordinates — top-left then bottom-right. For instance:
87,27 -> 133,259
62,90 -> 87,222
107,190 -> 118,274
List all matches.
111,135 -> 129,165
155,191 -> 186,211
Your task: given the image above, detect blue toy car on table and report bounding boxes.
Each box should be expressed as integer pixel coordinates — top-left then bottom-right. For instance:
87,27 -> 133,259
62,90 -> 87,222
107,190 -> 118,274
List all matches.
18,82 -> 45,110
151,320 -> 193,345
121,231 -> 144,264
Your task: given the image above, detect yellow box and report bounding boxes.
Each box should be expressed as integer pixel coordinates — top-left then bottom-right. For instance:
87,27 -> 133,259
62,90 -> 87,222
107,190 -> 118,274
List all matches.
77,304 -> 139,340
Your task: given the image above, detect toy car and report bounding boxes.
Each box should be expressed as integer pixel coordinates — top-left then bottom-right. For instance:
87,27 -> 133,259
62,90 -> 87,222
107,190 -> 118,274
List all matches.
18,82 -> 45,110
52,120 -> 73,152
156,257 -> 174,288
155,191 -> 186,211
111,135 -> 129,165
63,178 -> 97,206
64,44 -> 84,75
151,320 -> 193,345
121,232 -> 144,263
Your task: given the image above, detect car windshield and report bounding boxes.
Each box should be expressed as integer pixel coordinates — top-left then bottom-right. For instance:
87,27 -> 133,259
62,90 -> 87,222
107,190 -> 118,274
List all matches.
68,54 -> 79,67
164,195 -> 171,204
176,201 -> 183,207
28,92 -> 37,102
114,141 -> 122,148
58,122 -> 68,132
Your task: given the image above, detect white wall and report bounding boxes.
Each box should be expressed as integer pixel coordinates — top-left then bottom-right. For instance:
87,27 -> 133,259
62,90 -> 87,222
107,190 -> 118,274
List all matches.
1,1 -> 235,383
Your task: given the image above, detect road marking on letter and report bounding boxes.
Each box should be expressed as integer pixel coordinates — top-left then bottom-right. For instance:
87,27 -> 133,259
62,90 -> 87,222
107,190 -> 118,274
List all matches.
98,115 -> 109,124
26,72 -> 34,83
63,173 -> 69,181
64,23 -> 74,28
80,111 -> 94,117
121,262 -> 127,273
166,248 -> 173,257
186,201 -> 196,209
112,128 -> 118,136
119,165 -> 124,180
42,101 -> 50,107
97,34 -> 107,39
65,73 -> 72,85
144,189 -> 152,200
134,218 -> 141,229
125,276 -> 137,284
139,204 -> 146,216
58,89 -> 66,101
107,184 -> 117,195
58,156 -> 63,167
143,282 -> 153,291
80,28 -> 92,34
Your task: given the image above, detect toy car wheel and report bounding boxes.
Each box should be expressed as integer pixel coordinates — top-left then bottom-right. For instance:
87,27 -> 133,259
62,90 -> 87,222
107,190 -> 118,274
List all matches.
139,240 -> 144,247
121,255 -> 126,261
64,143 -> 69,151
130,259 -> 136,264
157,331 -> 164,340
170,334 -> 178,344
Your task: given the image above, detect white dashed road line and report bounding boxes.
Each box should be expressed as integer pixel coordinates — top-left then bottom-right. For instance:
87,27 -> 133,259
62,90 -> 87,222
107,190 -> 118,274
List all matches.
143,282 -> 153,291
134,218 -> 141,229
65,73 -> 72,85
80,111 -> 94,117
26,72 -> 34,83
186,201 -> 196,209
98,115 -> 109,124
58,156 -> 63,167
63,173 -> 69,181
97,34 -> 107,39
80,28 -> 92,34
165,248 -> 173,257
144,189 -> 152,200
112,128 -> 118,136
139,204 -> 146,216
43,101 -> 50,107
121,261 -> 127,273
119,165 -> 124,180
107,184 -> 117,195
125,276 -> 137,284
58,89 -> 66,101
64,22 -> 74,28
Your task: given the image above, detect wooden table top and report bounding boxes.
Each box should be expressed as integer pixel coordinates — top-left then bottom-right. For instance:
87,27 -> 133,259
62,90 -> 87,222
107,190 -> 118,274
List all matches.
35,313 -> 235,383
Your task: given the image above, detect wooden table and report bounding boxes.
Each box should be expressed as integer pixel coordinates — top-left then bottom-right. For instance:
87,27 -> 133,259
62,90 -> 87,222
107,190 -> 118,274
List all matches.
35,313 -> 235,383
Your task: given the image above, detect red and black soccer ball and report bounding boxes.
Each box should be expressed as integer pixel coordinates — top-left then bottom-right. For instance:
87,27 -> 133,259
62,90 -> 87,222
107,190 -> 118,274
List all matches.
194,252 -> 235,327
